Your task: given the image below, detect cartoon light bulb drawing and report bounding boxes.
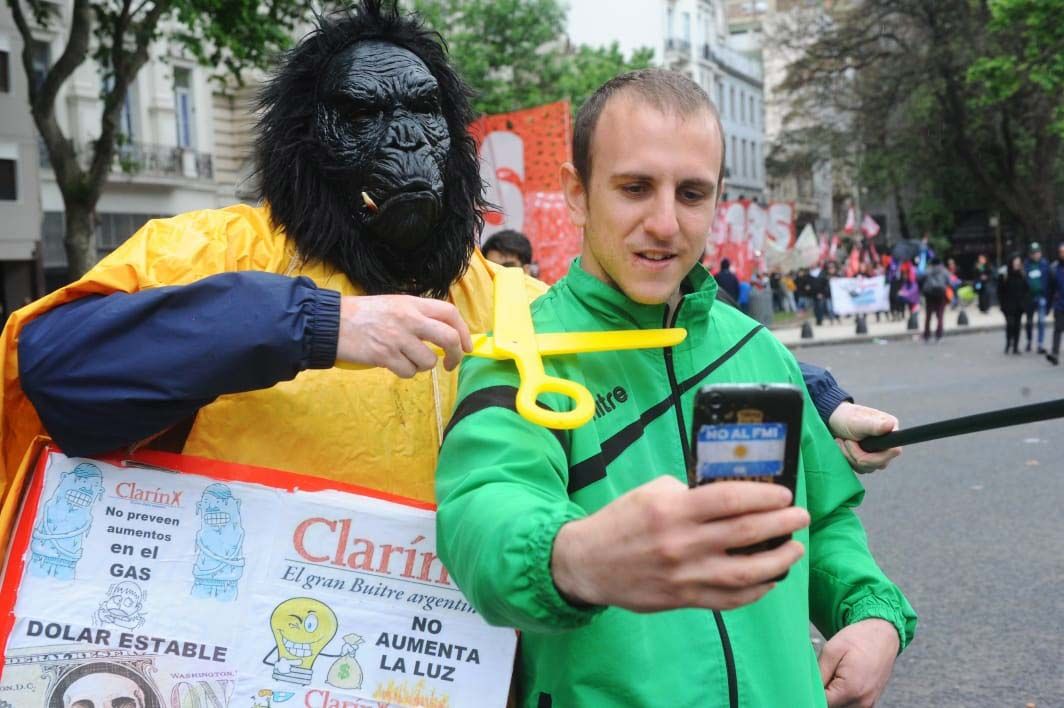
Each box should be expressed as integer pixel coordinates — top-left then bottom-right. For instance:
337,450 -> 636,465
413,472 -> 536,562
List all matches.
263,598 -> 338,685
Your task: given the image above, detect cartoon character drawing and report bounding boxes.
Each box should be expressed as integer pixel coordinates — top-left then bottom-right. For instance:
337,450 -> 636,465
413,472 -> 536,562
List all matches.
326,633 -> 365,690
93,580 -> 148,630
262,598 -> 338,685
251,689 -> 294,707
29,462 -> 104,580
191,483 -> 246,601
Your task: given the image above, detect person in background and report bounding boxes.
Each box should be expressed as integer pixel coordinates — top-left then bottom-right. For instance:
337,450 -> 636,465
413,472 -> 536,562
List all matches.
973,253 -> 993,314
1045,243 -> 1064,366
481,229 -> 534,274
921,257 -> 951,342
714,257 -> 740,302
795,267 -> 817,313
1024,242 -> 1050,353
817,260 -> 842,325
999,254 -> 1029,355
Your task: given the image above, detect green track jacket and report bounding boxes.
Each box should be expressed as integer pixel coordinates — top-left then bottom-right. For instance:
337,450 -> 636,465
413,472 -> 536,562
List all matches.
436,260 -> 917,708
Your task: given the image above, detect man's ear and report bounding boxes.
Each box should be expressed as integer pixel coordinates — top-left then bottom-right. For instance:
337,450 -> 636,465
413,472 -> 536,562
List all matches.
560,162 -> 588,229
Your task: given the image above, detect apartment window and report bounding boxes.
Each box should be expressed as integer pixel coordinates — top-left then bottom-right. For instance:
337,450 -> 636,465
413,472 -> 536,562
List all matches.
29,40 -> 50,93
667,7 -> 674,37
740,90 -> 746,123
716,80 -> 724,112
174,68 -> 196,149
749,96 -> 755,126
729,86 -> 735,120
731,137 -> 737,176
0,159 -> 16,201
683,12 -> 691,42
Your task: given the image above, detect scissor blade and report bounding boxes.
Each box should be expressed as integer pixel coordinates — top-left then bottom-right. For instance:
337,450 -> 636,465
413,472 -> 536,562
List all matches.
466,328 -> 687,359
534,328 -> 687,355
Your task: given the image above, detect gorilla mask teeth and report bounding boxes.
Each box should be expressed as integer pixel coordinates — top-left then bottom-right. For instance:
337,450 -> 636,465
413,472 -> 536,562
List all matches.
361,191 -> 379,213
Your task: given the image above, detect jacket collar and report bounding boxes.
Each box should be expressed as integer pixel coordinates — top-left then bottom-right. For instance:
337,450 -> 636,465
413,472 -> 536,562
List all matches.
559,257 -> 718,329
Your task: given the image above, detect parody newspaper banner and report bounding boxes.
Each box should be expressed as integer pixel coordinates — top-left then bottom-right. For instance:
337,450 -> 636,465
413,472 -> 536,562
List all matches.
830,276 -> 890,315
0,448 -> 515,708
471,100 -> 580,284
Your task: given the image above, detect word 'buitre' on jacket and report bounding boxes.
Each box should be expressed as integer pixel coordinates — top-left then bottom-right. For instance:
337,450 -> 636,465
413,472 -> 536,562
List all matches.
436,259 -> 917,708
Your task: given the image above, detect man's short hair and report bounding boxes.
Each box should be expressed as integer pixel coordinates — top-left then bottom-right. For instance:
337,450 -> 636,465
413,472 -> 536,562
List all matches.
572,68 -> 726,190
481,230 -> 533,266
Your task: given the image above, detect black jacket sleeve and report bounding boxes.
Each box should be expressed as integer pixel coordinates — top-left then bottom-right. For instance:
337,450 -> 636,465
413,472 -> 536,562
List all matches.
18,271 -> 341,457
799,361 -> 853,425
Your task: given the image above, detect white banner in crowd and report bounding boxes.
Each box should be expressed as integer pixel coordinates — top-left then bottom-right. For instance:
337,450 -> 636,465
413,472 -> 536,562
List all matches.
0,449 -> 516,708
830,276 -> 890,315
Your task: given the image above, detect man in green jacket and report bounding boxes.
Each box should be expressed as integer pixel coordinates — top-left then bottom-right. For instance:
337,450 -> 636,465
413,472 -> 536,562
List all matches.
436,69 -> 916,708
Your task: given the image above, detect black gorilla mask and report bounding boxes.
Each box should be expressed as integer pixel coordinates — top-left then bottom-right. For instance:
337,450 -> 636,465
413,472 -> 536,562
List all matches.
254,2 -> 486,299
317,41 -> 450,251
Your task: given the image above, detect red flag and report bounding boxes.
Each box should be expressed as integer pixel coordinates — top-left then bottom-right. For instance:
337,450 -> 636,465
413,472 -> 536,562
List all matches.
844,207 -> 856,234
861,213 -> 881,238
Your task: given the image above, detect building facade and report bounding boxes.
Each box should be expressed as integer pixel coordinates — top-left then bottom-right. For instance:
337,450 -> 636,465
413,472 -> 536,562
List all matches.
0,4 -> 44,318
567,0 -> 767,201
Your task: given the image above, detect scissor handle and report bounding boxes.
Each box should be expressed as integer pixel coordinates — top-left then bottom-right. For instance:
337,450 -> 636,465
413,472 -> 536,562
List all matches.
515,373 -> 596,430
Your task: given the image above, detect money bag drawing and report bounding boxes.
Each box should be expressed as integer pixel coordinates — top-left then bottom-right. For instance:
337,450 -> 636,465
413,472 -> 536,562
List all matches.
93,580 -> 148,629
29,462 -> 104,579
191,483 -> 246,601
262,598 -> 338,686
326,633 -> 365,690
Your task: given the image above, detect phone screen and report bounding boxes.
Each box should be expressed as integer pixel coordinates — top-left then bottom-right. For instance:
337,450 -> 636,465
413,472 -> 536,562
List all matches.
694,422 -> 788,484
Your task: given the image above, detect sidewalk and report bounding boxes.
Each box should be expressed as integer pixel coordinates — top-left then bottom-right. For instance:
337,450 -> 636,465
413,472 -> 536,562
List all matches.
770,307 -> 1006,349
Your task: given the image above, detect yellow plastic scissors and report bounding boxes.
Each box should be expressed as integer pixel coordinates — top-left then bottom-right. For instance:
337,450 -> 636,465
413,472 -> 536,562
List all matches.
338,268 -> 686,429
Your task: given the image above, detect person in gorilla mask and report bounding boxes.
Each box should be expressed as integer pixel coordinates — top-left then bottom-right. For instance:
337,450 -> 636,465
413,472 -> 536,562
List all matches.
3,1 -> 498,502
2,0 -> 896,505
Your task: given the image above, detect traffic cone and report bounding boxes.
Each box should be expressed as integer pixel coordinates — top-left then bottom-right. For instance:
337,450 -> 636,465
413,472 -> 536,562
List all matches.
957,309 -> 969,326
856,314 -> 868,335
907,312 -> 919,330
801,321 -> 814,339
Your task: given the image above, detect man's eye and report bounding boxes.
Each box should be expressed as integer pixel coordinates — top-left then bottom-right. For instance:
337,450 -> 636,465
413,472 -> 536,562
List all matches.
680,189 -> 706,203
622,184 -> 647,195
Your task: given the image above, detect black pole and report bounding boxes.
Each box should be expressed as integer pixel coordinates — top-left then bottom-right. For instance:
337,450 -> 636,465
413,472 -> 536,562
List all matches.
859,397 -> 1064,452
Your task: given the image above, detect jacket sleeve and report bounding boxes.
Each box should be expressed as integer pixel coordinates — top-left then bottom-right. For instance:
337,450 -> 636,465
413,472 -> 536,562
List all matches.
18,271 -> 340,457
798,379 -> 917,651
435,358 -> 604,634
799,362 -> 853,425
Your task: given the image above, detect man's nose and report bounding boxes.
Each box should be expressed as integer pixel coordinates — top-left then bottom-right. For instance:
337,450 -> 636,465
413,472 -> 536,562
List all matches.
643,191 -> 680,239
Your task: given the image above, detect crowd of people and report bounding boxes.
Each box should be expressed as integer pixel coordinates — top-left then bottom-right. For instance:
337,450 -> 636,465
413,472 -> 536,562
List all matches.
715,239 -> 1063,355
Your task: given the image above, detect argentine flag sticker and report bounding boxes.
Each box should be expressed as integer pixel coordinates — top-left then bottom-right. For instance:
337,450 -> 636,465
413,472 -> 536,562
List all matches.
696,423 -> 787,481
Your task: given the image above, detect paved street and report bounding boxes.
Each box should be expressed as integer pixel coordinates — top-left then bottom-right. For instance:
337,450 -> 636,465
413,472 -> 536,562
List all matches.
799,330 -> 1064,707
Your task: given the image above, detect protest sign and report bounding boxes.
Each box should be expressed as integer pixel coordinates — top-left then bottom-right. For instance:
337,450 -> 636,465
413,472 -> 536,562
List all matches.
829,276 -> 890,315
0,447 -> 516,708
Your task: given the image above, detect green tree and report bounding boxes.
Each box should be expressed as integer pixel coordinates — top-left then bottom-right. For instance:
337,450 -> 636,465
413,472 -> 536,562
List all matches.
9,0 -> 316,280
409,0 -> 652,116
776,0 -> 1064,244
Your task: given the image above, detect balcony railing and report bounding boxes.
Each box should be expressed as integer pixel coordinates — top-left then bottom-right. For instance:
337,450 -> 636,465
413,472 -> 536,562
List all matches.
665,38 -> 692,55
37,137 -> 213,181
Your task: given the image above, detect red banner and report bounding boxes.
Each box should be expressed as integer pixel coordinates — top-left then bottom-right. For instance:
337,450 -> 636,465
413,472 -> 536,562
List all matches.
471,101 -> 580,283
703,200 -> 797,281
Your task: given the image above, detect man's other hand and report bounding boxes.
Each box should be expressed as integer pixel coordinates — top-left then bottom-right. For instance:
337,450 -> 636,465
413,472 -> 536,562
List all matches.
819,618 -> 900,707
550,476 -> 809,612
828,402 -> 902,474
337,295 -> 473,377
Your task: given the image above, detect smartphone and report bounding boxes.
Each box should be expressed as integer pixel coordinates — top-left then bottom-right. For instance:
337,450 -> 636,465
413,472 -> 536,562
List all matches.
688,383 -> 802,557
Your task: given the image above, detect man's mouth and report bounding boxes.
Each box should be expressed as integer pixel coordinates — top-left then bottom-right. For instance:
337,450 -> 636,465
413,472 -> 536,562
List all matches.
635,251 -> 677,265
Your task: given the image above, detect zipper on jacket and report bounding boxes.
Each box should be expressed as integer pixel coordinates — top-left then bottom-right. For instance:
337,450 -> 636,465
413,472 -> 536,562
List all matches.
662,304 -> 740,708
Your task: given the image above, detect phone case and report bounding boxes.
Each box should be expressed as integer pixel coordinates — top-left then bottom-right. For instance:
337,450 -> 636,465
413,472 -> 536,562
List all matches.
688,383 -> 803,557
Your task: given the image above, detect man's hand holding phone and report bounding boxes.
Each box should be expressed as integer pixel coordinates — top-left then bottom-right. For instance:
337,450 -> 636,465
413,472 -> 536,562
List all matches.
550,476 -> 810,613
